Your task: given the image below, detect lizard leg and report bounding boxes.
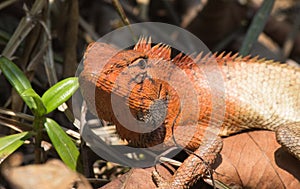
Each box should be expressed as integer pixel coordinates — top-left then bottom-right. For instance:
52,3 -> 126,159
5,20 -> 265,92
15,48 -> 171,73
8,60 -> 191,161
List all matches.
153,136 -> 223,189
276,122 -> 300,160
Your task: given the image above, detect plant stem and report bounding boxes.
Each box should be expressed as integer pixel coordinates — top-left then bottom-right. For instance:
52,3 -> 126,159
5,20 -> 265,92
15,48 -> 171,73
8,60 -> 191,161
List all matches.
33,116 -> 44,163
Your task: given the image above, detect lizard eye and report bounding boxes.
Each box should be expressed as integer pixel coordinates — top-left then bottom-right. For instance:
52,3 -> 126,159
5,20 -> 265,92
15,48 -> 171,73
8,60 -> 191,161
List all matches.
134,58 -> 147,69
127,58 -> 149,84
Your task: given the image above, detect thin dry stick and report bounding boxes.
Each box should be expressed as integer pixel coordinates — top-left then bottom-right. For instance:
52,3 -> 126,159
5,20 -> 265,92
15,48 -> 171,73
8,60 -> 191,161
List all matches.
0,107 -> 34,121
63,0 -> 79,78
181,1 -> 207,28
161,0 -> 180,26
43,3 -> 57,86
0,116 -> 32,132
79,16 -> 100,41
58,0 -> 79,123
111,0 -> 136,40
0,0 -> 18,11
1,0 -> 46,58
136,0 -> 149,20
112,0 -> 131,26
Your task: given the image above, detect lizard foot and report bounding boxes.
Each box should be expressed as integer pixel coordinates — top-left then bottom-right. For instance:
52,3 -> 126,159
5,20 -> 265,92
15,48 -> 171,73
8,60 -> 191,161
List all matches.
152,137 -> 223,189
276,122 -> 300,160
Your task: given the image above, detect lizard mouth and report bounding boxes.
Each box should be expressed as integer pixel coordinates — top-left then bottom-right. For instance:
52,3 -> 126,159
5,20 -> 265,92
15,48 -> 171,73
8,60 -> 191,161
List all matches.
115,120 -> 168,148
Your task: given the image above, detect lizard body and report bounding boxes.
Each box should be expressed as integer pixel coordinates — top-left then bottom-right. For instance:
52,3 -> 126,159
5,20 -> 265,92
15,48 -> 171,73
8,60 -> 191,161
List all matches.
79,38 -> 300,188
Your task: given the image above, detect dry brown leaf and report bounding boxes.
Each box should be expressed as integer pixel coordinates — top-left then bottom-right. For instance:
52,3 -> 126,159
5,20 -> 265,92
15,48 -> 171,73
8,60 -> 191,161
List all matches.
215,130 -> 300,189
99,167 -> 160,189
99,131 -> 300,189
2,155 -> 92,189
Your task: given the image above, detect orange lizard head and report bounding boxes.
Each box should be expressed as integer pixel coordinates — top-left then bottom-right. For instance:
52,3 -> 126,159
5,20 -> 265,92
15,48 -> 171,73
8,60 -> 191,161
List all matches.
80,38 -> 195,148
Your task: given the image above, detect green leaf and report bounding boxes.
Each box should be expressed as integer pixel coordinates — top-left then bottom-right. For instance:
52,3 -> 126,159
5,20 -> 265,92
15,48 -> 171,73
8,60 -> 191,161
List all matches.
44,118 -> 80,170
0,132 -> 29,163
0,56 -> 45,115
21,88 -> 46,116
42,77 -> 79,114
0,56 -> 32,94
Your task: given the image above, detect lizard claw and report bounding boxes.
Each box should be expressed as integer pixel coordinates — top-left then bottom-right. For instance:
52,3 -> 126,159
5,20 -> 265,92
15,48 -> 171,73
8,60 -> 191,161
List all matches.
152,170 -> 171,189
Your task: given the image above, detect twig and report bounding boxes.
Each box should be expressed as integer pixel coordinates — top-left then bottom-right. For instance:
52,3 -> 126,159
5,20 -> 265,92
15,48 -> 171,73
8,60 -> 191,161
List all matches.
43,3 -> 57,86
111,0 -> 137,43
181,1 -> 207,28
136,0 -> 149,20
1,0 -> 46,58
0,0 -> 18,11
0,116 -> 32,132
112,0 -> 131,26
63,0 -> 79,78
79,16 -> 100,41
0,107 -> 34,121
161,0 -> 180,26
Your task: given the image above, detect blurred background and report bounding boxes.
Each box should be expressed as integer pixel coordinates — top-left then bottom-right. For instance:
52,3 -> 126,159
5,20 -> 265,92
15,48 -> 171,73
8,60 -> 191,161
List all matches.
0,0 -> 299,188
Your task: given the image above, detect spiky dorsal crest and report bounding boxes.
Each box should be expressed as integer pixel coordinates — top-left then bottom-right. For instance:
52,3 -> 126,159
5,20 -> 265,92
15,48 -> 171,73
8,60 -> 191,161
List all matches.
215,52 -> 237,63
172,51 -> 258,67
194,52 -> 214,65
134,37 -> 152,53
134,37 -> 281,67
172,53 -> 184,64
148,43 -> 171,60
134,37 -> 171,60
172,53 -> 195,66
172,51 -> 218,66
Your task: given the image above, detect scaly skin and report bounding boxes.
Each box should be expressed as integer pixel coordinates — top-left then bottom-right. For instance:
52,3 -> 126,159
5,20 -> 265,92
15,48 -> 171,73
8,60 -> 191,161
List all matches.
79,38 -> 300,188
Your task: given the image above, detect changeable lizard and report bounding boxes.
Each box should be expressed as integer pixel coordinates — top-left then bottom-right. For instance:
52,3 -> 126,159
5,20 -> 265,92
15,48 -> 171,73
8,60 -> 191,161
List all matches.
79,38 -> 300,188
